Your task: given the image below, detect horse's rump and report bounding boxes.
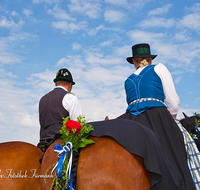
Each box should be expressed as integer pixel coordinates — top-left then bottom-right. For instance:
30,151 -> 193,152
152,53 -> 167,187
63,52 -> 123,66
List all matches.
0,141 -> 43,190
77,136 -> 150,190
40,136 -> 150,190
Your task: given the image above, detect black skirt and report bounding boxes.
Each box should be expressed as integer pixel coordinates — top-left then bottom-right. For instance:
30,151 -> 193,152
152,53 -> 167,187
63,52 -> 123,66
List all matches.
116,107 -> 196,190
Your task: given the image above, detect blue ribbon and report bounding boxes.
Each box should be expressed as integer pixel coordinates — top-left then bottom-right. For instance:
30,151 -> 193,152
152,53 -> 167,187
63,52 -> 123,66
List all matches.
194,134 -> 198,140
195,125 -> 200,132
66,170 -> 73,190
51,142 -> 73,190
55,143 -> 70,178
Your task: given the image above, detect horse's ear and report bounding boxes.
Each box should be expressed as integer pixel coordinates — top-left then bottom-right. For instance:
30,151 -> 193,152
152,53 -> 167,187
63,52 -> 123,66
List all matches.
105,116 -> 109,120
182,112 -> 188,118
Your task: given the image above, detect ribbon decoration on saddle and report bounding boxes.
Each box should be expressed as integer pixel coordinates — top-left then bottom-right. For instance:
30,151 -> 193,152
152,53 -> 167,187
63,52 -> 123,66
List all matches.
51,142 -> 73,190
129,98 -> 165,106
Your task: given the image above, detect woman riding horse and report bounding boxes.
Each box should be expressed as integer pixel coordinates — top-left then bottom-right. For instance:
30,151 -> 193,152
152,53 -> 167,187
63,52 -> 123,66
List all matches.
117,43 -> 197,189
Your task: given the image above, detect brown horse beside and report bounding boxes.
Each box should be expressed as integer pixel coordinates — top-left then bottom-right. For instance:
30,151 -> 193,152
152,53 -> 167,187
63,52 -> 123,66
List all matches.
40,136 -> 150,190
0,141 -> 43,190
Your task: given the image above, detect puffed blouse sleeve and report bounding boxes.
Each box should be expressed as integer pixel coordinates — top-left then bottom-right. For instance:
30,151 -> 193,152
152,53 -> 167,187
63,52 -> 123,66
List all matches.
154,63 -> 180,116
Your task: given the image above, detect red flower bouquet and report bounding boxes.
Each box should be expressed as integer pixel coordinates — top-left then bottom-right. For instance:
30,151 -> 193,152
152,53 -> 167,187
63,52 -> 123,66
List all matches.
65,120 -> 82,135
60,116 -> 94,152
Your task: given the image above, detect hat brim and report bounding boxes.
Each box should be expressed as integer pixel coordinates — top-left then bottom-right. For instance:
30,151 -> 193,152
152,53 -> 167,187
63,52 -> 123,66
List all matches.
53,78 -> 75,85
127,54 -> 157,64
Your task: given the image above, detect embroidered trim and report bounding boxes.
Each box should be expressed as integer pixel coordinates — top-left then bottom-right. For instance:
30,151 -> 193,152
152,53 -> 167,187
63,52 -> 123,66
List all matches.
129,98 -> 164,106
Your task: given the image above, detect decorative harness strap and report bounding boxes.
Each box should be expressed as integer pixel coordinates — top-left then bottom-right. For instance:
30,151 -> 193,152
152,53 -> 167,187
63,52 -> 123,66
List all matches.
129,98 -> 165,106
51,142 -> 74,190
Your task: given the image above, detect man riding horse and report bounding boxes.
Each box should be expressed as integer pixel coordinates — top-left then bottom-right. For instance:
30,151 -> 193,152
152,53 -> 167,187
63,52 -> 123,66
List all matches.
37,68 -> 82,152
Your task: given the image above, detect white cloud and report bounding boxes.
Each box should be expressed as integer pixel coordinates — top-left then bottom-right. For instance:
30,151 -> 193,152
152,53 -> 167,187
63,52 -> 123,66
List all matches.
174,76 -> 181,84
11,11 -> 19,16
186,3 -> 200,13
88,25 -> 104,36
104,10 -> 125,23
114,45 -> 130,57
153,42 -> 200,66
127,30 -> 165,43
0,68 -> 45,145
47,4 -> 76,21
100,39 -> 112,47
52,21 -> 70,30
154,43 -> 183,63
148,4 -> 173,16
73,64 -> 131,120
56,57 -> 70,65
72,43 -> 82,50
23,8 -> 33,17
6,32 -> 39,42
0,16 -> 24,28
127,0 -> 154,10
178,13 -> 200,31
0,52 -> 21,64
28,69 -> 55,93
105,0 -> 128,6
0,68 -> 18,79
85,52 -> 123,66
0,32 -> 38,62
174,30 -> 191,42
56,55 -> 85,68
68,0 -> 102,19
82,66 -> 129,86
139,17 -> 175,28
0,39 -> 8,52
33,0 -> 60,4
15,112 -> 39,127
0,31 -> 39,68
52,21 -> 87,33
79,90 -> 127,121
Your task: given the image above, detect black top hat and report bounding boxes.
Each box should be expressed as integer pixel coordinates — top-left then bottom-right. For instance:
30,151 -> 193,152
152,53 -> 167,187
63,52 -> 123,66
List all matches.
126,43 -> 157,64
53,68 -> 75,85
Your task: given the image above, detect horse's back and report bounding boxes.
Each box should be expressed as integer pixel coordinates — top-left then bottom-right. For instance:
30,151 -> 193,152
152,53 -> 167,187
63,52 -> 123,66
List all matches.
77,136 -> 150,190
0,141 -> 43,190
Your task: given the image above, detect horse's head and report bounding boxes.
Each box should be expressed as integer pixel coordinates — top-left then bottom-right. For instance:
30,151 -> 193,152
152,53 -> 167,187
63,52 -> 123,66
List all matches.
180,116 -> 197,134
180,113 -> 200,151
180,112 -> 200,133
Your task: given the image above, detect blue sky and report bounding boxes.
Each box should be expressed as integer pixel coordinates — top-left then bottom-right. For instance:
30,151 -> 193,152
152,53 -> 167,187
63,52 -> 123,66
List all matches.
0,0 -> 200,145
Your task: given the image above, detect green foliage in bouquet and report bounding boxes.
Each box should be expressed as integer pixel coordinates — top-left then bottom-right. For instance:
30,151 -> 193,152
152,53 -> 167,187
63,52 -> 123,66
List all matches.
53,115 -> 95,190
60,115 -> 95,152
195,113 -> 200,127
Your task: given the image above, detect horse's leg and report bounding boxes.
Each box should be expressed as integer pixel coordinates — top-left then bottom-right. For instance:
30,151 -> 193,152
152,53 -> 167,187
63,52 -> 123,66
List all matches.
0,141 -> 43,190
77,136 -> 150,190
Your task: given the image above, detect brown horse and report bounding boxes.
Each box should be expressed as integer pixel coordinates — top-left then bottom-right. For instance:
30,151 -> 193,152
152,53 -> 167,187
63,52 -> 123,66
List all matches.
40,136 -> 150,190
0,141 -> 43,190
